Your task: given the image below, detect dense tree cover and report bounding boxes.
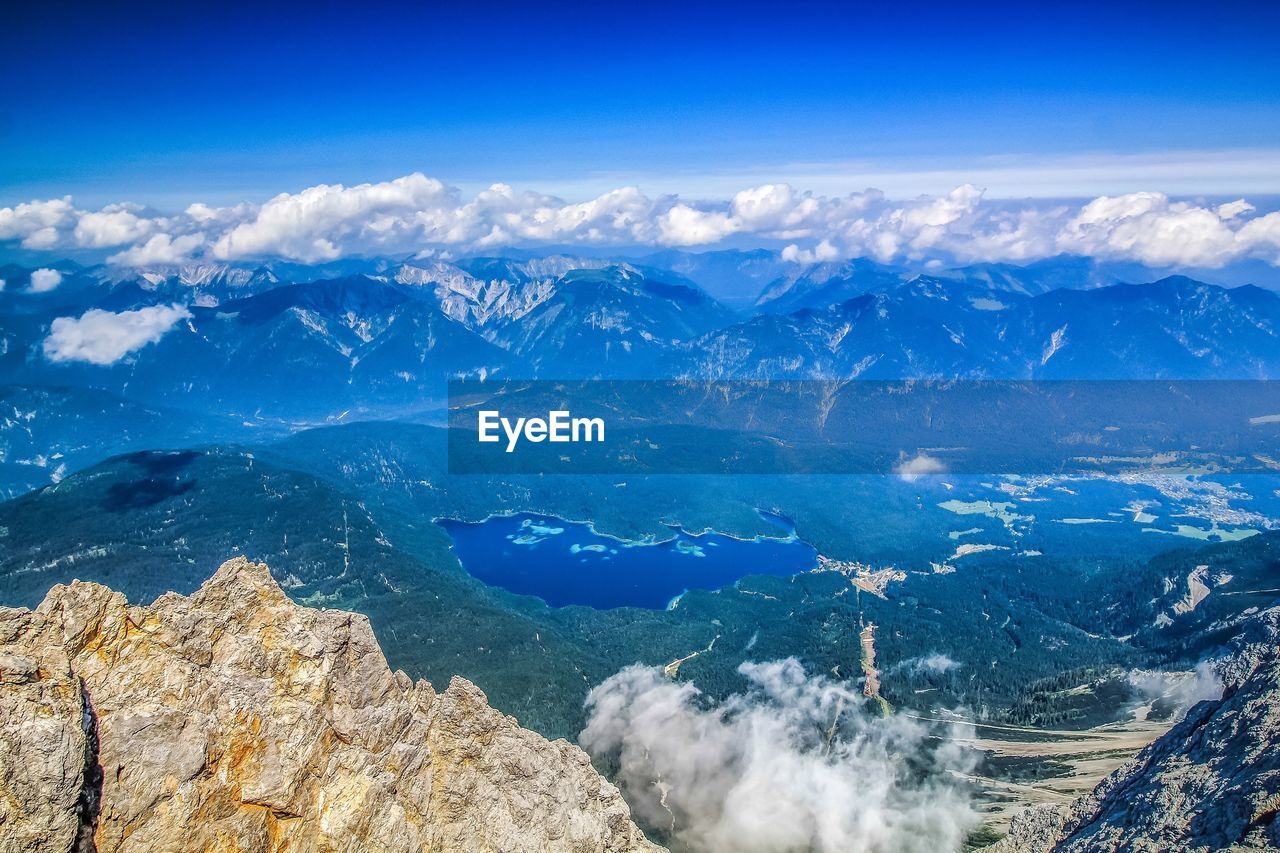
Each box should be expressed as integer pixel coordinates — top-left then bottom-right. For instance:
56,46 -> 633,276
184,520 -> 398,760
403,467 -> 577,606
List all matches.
1,433 -> 1276,740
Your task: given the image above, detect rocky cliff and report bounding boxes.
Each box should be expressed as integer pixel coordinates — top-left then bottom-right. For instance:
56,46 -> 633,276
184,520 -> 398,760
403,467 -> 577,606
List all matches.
0,557 -> 662,853
994,607 -> 1280,852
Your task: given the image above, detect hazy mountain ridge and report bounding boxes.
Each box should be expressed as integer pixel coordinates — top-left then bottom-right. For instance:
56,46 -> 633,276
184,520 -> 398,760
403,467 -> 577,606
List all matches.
3,259 -> 1277,392
753,257 -> 909,313
686,275 -> 1280,380
0,385 -> 240,499
0,256 -> 1277,498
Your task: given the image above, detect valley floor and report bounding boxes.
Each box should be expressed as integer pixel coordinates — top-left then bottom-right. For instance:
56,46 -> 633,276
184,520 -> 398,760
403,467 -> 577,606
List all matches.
917,712 -> 1175,834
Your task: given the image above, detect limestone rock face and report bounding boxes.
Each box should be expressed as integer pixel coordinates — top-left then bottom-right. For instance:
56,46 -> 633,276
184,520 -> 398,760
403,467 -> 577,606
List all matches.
0,645 -> 92,852
0,557 -> 663,853
994,607 -> 1280,852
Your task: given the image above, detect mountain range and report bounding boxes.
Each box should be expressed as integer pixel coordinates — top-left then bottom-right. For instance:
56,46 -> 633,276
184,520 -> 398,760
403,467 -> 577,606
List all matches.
1,253 -> 1277,424
2,248 -> 1279,851
0,250 -> 1276,504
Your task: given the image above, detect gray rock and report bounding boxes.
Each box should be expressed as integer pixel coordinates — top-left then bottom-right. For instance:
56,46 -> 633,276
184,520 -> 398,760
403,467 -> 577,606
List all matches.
995,607 -> 1280,852
0,557 -> 663,853
0,637 -> 89,853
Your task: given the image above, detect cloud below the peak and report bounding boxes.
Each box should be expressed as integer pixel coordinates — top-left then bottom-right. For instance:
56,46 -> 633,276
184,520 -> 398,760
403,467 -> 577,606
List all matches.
580,659 -> 977,853
43,304 -> 191,365
2,173 -> 1280,270
28,268 -> 63,293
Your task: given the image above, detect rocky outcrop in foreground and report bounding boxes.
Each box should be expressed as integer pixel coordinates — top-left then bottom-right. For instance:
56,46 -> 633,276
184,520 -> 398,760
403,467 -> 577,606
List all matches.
995,607 -> 1280,852
0,557 -> 662,853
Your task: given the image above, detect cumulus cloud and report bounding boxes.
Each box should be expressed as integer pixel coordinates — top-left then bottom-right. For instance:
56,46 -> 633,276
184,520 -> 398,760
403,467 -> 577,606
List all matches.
1216,199 -> 1255,220
782,238 -> 840,264
658,203 -> 739,245
0,197 -> 75,249
1056,193 -> 1240,267
210,173 -> 456,262
43,304 -> 191,365
1238,213 -> 1280,266
72,204 -> 155,247
28,268 -> 63,293
895,452 -> 948,482
3,176 -> 1280,269
108,233 -> 205,266
581,659 -> 978,853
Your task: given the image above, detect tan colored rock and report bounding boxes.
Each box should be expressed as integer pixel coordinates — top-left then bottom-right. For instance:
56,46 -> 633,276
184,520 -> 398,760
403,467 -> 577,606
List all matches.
0,557 -> 663,853
0,644 -> 91,853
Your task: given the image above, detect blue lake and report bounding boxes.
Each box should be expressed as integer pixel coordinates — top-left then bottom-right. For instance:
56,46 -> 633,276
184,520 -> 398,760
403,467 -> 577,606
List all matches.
439,512 -> 818,609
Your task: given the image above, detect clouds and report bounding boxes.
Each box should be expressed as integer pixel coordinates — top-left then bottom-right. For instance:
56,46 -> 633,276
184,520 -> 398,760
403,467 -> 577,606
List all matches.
581,659 -> 977,853
3,175 -> 1280,270
210,173 -> 455,262
889,653 -> 963,676
0,197 -> 75,250
43,304 -> 191,365
28,268 -> 63,293
1126,661 -> 1224,720
894,452 -> 948,482
658,203 -> 738,245
1039,191 -> 1280,268
72,204 -> 155,248
782,239 -> 840,264
108,233 -> 205,266
1056,193 -> 1262,268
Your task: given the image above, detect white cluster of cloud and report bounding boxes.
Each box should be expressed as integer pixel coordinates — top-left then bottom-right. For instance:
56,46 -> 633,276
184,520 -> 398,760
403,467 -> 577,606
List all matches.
1126,661 -> 1224,720
42,304 -> 191,365
1055,194 -> 1280,268
28,268 -> 63,293
894,452 -> 948,482
581,659 -> 977,853
3,174 -> 1280,269
889,653 -> 963,676
0,196 -> 75,250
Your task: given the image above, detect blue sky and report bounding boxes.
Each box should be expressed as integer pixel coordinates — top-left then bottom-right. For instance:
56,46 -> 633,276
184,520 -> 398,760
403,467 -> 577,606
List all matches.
3,0 -> 1279,206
